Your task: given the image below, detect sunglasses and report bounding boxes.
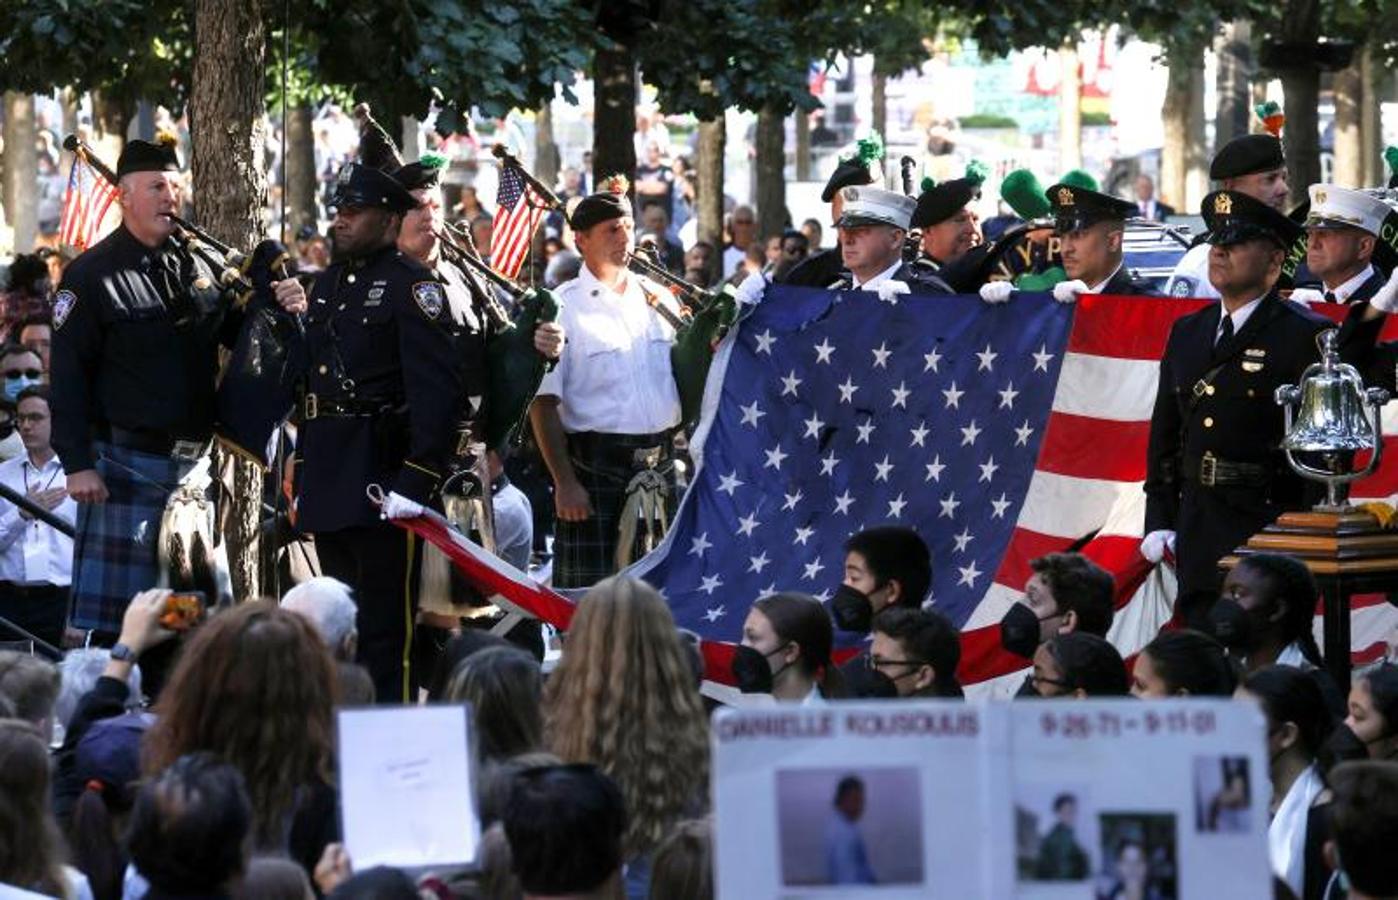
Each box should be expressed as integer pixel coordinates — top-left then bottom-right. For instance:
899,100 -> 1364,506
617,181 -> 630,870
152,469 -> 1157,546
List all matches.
3,369 -> 41,380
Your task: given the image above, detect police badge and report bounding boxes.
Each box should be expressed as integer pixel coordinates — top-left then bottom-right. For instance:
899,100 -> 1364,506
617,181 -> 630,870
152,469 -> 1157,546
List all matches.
413,281 -> 445,319
52,290 -> 77,330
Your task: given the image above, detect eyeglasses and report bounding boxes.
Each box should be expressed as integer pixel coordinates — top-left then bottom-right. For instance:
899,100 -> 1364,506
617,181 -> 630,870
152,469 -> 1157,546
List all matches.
3,369 -> 40,380
866,655 -> 926,671
15,413 -> 47,424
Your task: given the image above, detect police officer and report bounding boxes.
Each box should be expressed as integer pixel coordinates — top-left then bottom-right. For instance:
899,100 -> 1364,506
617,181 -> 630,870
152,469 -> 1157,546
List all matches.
296,160 -> 461,702
529,181 -> 685,588
51,135 -> 306,639
1143,190 -> 1328,624
829,186 -> 952,293
1040,182 -> 1156,298
1164,134 -> 1296,299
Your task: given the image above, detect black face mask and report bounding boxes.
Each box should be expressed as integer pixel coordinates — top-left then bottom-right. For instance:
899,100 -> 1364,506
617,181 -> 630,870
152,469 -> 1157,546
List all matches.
830,584 -> 875,634
1206,598 -> 1257,652
730,643 -> 791,694
1000,603 -> 1047,659
845,661 -> 901,699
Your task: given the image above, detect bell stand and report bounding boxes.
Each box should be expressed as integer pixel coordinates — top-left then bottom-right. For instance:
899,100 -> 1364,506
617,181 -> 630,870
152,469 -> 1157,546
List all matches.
1220,484 -> 1398,693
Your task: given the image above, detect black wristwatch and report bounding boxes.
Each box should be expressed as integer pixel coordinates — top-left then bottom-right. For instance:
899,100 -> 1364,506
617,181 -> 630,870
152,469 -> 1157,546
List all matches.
110,643 -> 137,662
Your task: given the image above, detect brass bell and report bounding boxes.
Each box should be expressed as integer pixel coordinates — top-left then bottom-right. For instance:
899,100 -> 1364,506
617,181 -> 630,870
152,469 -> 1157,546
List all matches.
1275,329 -> 1390,508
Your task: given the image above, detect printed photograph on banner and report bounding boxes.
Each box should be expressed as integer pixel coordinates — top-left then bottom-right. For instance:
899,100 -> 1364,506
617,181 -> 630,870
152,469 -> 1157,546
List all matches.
774,766 -> 925,890
1014,784 -> 1096,883
1191,756 -> 1251,834
1094,813 -> 1177,900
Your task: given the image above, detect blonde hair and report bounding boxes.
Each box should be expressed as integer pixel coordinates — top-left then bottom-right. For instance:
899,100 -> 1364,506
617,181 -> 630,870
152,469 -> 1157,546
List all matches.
544,577 -> 709,857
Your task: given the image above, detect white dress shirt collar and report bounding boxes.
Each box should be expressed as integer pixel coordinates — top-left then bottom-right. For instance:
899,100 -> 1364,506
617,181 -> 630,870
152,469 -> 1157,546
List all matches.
1088,262 -> 1124,295
1325,263 -> 1377,303
851,259 -> 903,291
1217,294 -> 1265,342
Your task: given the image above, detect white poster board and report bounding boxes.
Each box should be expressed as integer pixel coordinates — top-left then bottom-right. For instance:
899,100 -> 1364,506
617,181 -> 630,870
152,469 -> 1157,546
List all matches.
712,700 -> 1271,899
338,704 -> 480,870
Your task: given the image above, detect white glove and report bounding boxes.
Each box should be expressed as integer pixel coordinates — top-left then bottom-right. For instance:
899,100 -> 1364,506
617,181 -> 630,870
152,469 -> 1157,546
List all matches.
875,279 -> 910,304
1140,529 -> 1177,564
979,281 -> 1014,304
1052,279 -> 1088,304
381,491 -> 425,520
734,270 -> 769,306
1368,267 -> 1398,314
1287,288 -> 1326,308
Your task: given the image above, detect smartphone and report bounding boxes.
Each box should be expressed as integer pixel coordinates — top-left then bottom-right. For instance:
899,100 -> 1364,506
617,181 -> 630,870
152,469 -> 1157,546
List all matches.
161,591 -> 206,631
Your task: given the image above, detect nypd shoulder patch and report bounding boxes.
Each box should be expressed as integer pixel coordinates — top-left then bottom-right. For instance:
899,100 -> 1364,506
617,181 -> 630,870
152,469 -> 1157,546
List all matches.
413,281 -> 445,319
53,290 -> 77,330
1168,278 -> 1196,298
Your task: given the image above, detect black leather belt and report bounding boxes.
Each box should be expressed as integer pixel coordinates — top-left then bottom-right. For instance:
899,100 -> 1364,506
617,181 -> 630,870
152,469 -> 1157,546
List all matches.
104,426 -> 208,460
301,393 -> 399,420
1187,451 -> 1271,488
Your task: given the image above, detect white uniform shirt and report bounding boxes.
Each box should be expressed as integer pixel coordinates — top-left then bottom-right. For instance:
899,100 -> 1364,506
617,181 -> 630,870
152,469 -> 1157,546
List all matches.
536,265 -> 682,435
0,453 -> 76,586
850,259 -> 903,291
1325,263 -> 1377,303
1164,242 -> 1221,299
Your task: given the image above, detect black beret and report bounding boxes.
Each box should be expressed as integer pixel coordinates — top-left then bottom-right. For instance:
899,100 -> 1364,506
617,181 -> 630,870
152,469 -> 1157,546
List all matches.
394,153 -> 447,192
1046,182 -> 1136,232
116,136 -> 180,178
1201,190 -> 1302,249
330,162 -> 417,214
569,188 -> 632,232
822,157 -> 874,203
1210,133 -> 1285,181
911,178 -> 979,229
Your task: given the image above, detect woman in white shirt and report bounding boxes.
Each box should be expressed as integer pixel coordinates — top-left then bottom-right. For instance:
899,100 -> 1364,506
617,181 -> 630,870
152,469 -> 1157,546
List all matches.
732,592 -> 844,703
1238,665 -> 1335,898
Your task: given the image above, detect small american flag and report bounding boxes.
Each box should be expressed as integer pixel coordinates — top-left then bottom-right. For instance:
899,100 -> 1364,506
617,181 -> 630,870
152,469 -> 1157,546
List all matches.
58,154 -> 119,252
490,163 -> 545,280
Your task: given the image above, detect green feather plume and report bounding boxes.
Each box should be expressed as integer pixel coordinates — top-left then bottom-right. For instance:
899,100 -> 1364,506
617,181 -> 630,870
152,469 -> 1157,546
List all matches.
964,159 -> 989,186
920,176 -> 936,193
1254,100 -> 1282,121
1000,168 -> 1050,219
854,132 -> 885,165
1385,146 -> 1398,173
1059,168 -> 1098,192
418,151 -> 447,170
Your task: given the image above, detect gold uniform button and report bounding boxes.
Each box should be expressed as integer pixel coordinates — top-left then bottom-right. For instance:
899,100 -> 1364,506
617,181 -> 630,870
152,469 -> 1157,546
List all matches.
347,274 -> 356,284
317,364 -> 327,374
1205,385 -> 1215,395
1203,417 -> 1214,428
1247,389 -> 1255,397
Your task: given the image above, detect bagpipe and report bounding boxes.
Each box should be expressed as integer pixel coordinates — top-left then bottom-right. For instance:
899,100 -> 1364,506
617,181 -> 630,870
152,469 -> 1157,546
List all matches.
432,216 -> 562,451
62,134 -> 305,464
488,143 -> 740,429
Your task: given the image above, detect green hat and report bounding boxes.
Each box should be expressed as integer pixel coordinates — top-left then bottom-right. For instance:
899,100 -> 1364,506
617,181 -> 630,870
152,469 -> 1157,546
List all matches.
1058,169 -> 1099,192
1000,169 -> 1051,220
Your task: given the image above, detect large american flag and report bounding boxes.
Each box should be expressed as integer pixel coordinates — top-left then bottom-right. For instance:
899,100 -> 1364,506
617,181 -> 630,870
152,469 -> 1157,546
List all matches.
490,163 -> 545,280
394,286 -> 1398,690
58,154 -> 119,252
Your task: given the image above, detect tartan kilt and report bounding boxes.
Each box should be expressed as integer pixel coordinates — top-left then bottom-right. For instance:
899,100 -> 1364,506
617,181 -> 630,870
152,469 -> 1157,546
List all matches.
71,442 -> 198,633
553,431 -> 675,589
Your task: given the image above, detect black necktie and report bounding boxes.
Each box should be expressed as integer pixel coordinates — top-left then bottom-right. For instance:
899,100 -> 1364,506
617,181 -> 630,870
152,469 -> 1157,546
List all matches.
1216,314 -> 1233,348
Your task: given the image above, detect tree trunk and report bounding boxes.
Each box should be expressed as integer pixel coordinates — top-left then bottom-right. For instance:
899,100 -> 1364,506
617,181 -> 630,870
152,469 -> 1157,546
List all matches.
535,99 -> 559,191
1214,20 -> 1253,149
400,116 -> 421,163
696,114 -> 725,249
871,70 -> 887,156
1361,46 -> 1384,186
3,92 -> 38,254
1058,43 -> 1082,173
755,106 -> 785,240
794,107 -> 811,181
191,0 -> 268,600
1280,68 -> 1321,205
60,88 -> 80,141
1333,58 -> 1363,188
592,45 -> 637,185
284,102 -> 318,241
89,90 -> 130,165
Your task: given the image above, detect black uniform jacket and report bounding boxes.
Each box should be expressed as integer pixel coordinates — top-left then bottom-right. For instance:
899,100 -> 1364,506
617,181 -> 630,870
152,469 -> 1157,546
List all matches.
50,224 -> 240,473
297,244 -> 462,532
1144,293 -> 1334,593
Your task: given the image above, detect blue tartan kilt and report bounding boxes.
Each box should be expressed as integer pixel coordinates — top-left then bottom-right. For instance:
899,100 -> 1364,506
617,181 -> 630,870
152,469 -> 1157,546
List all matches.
70,442 -> 198,634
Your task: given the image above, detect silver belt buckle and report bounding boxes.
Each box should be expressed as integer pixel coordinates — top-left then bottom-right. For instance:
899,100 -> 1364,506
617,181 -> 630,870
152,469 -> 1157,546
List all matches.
632,445 -> 662,469
171,440 -> 204,462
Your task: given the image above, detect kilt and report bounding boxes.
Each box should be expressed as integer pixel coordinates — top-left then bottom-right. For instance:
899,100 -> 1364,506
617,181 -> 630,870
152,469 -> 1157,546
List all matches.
553,431 -> 675,589
71,442 -> 198,633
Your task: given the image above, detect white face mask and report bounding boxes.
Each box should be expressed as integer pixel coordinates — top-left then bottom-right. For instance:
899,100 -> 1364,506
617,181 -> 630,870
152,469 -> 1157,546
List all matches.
0,429 -> 25,461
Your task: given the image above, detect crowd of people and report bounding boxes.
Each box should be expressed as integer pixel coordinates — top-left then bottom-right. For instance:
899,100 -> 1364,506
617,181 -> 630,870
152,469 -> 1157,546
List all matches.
5,91 -> 1398,899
